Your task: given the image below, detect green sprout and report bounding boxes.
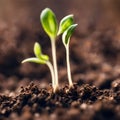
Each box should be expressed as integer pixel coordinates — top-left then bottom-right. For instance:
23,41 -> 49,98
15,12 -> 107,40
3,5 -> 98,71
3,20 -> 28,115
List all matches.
40,8 -> 59,90
40,8 -> 74,91
62,24 -> 78,88
22,8 -> 77,92
22,42 -> 56,92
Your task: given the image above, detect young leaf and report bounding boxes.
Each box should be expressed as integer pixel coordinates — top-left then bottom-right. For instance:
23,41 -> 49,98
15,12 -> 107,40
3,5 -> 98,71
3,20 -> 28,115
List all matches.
58,14 -> 74,35
40,8 -> 58,39
34,42 -> 42,59
41,54 -> 49,61
34,42 -> 49,61
22,57 -> 46,64
62,24 -> 77,46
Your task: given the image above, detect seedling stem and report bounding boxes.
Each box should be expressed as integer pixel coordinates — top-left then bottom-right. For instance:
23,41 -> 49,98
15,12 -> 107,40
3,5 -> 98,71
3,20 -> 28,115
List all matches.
66,45 -> 73,88
51,38 -> 59,90
46,61 -> 56,92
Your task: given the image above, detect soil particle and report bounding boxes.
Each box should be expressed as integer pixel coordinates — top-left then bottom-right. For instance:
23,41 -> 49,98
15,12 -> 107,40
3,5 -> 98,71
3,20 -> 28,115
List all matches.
0,82 -> 119,120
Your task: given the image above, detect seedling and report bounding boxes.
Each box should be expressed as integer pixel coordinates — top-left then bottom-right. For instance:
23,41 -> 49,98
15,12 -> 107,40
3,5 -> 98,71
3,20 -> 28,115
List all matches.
22,8 -> 77,92
62,24 -> 78,88
40,8 -> 74,90
22,42 -> 56,92
40,8 -> 58,90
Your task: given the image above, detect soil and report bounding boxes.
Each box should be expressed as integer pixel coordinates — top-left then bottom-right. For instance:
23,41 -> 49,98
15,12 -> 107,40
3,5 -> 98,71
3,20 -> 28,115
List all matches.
0,1 -> 120,120
0,81 -> 119,120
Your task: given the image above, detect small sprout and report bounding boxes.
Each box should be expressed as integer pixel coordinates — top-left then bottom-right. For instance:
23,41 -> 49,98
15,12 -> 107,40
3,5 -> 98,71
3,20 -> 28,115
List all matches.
40,8 -> 59,90
57,14 -> 74,35
40,8 -> 58,40
22,8 -> 78,93
62,24 -> 78,88
22,42 -> 57,92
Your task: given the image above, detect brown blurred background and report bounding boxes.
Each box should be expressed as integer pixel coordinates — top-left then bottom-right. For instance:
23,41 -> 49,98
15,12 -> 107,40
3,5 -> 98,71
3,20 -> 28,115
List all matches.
0,0 -> 120,33
0,0 -> 120,86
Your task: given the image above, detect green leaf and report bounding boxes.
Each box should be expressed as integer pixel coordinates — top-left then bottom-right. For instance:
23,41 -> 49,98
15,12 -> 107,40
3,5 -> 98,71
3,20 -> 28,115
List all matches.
34,42 -> 42,59
62,24 -> 77,46
22,57 -> 46,64
41,54 -> 49,61
58,14 -> 74,35
34,42 -> 49,61
40,8 -> 58,39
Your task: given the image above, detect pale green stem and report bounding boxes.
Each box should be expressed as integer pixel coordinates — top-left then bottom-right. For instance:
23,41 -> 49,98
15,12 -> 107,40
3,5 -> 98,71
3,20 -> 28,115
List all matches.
50,38 -> 59,90
66,45 -> 73,88
46,61 -> 57,92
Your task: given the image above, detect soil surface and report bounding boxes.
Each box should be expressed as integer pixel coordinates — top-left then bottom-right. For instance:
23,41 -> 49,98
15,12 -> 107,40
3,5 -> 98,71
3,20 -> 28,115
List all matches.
0,1 -> 120,120
0,81 -> 119,120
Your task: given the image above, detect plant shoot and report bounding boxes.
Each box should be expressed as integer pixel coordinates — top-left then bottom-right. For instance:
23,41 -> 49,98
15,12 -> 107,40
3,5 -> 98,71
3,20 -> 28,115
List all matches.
40,8 -> 59,90
22,8 -> 77,92
62,24 -> 78,88
22,42 -> 56,92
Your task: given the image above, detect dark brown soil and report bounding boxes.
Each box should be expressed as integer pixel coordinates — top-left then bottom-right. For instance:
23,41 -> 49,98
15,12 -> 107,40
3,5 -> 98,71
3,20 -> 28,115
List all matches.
0,81 -> 119,120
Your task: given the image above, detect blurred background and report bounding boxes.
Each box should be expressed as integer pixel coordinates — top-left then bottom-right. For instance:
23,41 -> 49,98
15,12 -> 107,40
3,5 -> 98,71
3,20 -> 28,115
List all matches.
0,0 -> 120,93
